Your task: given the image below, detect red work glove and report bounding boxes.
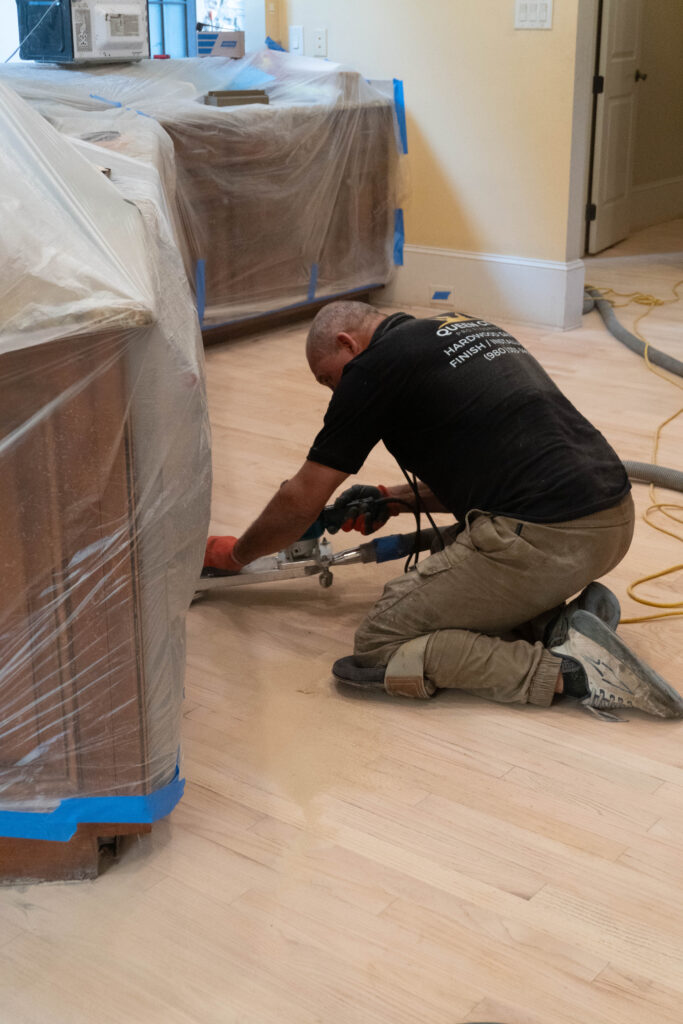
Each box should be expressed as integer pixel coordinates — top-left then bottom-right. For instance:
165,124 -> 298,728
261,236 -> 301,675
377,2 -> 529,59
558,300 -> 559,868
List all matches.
203,536 -> 245,572
325,484 -> 399,536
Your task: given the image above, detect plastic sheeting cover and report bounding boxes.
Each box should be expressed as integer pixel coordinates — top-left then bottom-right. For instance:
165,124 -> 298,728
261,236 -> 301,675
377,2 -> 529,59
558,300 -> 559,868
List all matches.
0,51 -> 403,326
0,83 -> 211,822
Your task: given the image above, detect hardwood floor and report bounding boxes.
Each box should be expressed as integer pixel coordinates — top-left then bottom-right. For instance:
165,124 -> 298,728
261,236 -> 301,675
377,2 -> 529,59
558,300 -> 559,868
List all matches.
1,221 -> 682,1024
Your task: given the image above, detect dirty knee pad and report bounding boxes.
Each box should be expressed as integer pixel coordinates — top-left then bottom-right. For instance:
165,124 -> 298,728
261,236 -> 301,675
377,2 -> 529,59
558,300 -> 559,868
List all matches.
384,634 -> 436,699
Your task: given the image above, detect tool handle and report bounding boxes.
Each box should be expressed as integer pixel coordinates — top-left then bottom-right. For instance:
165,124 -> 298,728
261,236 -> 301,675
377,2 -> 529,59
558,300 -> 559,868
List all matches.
357,527 -> 439,563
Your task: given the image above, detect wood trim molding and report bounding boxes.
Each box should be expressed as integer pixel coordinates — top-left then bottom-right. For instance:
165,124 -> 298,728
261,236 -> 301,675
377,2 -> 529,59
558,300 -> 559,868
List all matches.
374,247 -> 585,329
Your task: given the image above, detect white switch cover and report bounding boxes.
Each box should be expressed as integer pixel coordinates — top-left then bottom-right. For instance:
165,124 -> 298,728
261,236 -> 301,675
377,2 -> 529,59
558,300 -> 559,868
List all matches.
289,25 -> 304,56
313,28 -> 327,57
515,0 -> 552,29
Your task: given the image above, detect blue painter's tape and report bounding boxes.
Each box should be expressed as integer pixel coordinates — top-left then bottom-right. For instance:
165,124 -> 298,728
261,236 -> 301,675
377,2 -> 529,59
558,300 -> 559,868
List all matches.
432,290 -> 451,301
0,768 -> 185,842
393,209 -> 405,266
89,93 -> 151,118
307,263 -> 319,303
195,259 -> 206,326
393,78 -> 408,154
90,93 -> 122,108
265,35 -> 286,51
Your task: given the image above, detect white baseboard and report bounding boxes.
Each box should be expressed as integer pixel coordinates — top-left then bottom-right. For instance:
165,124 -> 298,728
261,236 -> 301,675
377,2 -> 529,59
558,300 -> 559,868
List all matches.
630,176 -> 683,234
374,246 -> 586,330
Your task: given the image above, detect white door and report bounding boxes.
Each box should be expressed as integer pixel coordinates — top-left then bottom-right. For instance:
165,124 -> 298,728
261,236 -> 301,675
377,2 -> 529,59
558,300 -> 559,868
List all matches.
588,0 -> 643,253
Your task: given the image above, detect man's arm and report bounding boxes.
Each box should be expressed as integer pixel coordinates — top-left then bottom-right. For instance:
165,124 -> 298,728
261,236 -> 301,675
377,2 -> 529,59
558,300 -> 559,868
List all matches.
384,481 -> 449,515
233,460 -> 349,565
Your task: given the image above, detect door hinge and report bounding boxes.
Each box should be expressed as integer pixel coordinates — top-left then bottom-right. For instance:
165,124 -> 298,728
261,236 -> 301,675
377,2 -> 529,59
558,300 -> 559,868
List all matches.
586,203 -> 597,222
593,74 -> 604,94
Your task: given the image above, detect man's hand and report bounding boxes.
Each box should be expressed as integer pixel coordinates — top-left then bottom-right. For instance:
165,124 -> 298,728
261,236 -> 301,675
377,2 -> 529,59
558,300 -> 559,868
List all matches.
325,484 -> 398,536
204,536 -> 244,573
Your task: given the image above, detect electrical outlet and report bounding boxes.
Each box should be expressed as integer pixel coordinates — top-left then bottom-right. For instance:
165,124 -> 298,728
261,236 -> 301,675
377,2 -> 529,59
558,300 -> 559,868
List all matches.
313,28 -> 327,57
288,25 -> 303,56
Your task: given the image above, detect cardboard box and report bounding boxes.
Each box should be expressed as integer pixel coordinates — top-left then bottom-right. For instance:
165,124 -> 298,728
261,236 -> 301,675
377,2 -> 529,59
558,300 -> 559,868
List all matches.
196,31 -> 245,58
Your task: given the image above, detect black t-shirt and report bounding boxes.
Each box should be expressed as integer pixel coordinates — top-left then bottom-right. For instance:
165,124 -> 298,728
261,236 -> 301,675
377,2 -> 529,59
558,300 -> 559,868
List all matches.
307,312 -> 630,523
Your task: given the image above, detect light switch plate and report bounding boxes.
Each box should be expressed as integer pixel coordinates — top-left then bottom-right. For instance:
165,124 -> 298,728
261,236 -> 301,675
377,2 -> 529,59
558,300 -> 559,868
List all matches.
515,0 -> 553,29
288,25 -> 304,56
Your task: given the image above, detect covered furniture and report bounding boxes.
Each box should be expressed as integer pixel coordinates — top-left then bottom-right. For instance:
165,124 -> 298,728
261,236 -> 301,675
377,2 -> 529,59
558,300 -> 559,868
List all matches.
0,83 -> 211,883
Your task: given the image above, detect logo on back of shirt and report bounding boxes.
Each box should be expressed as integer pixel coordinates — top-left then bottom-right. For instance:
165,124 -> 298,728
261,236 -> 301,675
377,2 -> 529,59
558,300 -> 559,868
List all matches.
431,313 -> 475,329
431,314 -> 529,370
432,313 -> 492,339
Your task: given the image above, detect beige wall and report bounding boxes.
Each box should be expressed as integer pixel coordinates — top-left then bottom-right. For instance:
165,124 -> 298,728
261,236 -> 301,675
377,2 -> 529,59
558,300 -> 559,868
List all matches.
279,0 -> 581,263
632,0 -> 683,187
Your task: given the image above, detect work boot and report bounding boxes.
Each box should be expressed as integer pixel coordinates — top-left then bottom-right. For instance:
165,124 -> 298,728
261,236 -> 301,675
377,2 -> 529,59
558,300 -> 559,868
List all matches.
332,655 -> 385,689
544,581 -> 620,648
552,609 -> 683,719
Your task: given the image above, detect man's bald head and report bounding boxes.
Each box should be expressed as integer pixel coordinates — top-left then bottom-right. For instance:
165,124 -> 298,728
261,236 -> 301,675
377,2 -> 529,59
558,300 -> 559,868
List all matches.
306,301 -> 385,390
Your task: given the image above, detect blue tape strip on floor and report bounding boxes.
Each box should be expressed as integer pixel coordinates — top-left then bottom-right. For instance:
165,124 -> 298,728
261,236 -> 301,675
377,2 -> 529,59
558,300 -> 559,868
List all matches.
393,209 -> 405,266
195,258 -> 206,326
200,282 -> 385,332
432,290 -> 451,301
307,263 -> 319,303
265,35 -> 286,51
0,769 -> 185,842
392,78 -> 408,154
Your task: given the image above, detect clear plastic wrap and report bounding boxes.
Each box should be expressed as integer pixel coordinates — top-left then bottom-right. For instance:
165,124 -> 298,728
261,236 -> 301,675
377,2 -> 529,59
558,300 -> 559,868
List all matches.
0,82 -> 211,831
0,51 -> 402,327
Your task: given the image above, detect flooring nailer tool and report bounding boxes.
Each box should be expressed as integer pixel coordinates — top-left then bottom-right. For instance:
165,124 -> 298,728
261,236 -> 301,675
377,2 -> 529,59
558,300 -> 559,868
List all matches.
195,508 -> 438,595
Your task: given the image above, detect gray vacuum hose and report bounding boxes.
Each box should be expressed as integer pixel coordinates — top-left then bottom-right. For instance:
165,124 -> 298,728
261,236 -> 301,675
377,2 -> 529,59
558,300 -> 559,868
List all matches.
583,287 -> 683,378
582,287 -> 683,493
623,460 -> 683,492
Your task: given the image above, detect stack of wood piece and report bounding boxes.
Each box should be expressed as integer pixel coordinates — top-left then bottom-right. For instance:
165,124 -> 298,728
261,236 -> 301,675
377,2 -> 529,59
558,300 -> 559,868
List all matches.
204,89 -> 270,107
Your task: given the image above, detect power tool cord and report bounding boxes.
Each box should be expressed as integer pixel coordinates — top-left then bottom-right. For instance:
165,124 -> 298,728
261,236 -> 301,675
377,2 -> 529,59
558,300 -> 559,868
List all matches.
398,466 -> 445,572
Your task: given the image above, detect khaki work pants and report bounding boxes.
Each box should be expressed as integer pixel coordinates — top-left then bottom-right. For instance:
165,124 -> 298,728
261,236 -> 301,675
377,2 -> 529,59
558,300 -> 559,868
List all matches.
354,494 -> 635,706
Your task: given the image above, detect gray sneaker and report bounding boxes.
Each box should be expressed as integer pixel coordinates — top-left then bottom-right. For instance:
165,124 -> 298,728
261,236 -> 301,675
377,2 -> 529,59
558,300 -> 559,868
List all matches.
544,581 -> 621,648
552,609 -> 683,719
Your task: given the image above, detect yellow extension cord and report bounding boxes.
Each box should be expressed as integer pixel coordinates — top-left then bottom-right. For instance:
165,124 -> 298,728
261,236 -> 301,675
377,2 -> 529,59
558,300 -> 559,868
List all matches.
585,281 -> 683,623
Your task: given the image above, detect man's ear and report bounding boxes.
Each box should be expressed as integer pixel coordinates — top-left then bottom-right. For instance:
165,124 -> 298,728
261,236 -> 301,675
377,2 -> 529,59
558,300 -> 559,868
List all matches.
336,331 -> 362,356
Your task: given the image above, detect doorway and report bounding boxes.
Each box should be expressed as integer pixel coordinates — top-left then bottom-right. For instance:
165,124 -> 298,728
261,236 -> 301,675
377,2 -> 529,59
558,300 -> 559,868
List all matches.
581,0 -> 683,256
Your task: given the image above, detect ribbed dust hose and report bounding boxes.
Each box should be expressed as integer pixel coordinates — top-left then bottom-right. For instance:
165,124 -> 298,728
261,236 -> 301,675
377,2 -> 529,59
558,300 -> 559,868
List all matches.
622,461 -> 683,492
583,287 -> 683,378
581,287 -> 683,493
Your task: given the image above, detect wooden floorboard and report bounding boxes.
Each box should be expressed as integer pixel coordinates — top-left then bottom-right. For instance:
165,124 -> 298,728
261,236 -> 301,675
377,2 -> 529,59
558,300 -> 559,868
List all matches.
1,220 -> 681,1024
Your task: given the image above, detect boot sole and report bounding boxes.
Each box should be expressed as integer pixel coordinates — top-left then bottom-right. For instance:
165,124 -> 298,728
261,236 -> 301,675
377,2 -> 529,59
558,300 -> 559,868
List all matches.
556,609 -> 683,718
332,656 -> 385,689
546,581 -> 621,647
